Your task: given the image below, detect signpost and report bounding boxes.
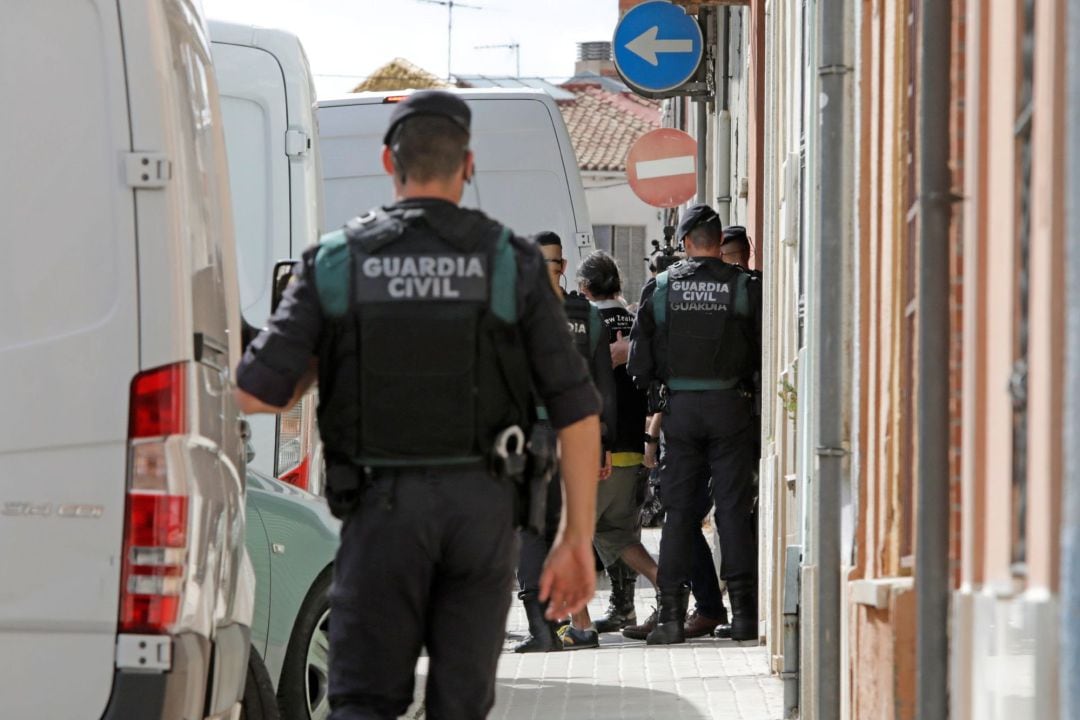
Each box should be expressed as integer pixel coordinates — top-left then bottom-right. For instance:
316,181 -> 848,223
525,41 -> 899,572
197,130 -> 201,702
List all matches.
626,128 -> 699,208
613,1 -> 704,96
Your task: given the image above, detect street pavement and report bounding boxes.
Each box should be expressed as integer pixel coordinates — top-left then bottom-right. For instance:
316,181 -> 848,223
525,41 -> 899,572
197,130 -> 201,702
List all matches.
414,528 -> 784,720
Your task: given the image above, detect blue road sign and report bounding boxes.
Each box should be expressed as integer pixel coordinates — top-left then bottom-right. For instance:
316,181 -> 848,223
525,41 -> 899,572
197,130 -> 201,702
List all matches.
613,1 -> 703,94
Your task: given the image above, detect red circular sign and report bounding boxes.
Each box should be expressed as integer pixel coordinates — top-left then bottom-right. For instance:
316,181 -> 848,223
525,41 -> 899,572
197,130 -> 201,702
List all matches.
626,128 -> 698,208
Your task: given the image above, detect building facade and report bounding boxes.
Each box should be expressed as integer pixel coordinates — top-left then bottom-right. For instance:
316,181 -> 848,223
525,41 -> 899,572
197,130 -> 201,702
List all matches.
656,0 -> 1077,717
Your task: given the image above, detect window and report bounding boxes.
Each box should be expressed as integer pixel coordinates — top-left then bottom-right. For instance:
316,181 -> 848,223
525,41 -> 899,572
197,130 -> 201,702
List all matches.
593,225 -> 650,305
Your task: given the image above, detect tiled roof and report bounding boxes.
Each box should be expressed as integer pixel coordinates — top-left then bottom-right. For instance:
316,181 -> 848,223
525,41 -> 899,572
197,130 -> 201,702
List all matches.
351,58 -> 448,93
557,83 -> 661,173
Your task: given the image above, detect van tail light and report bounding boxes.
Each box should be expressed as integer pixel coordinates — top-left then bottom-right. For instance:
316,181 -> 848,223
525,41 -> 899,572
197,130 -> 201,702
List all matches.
279,454 -> 311,491
276,401 -> 304,475
119,363 -> 191,634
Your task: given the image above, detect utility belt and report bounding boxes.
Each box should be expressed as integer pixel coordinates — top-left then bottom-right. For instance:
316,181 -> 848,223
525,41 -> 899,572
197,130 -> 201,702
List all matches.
648,377 -> 754,414
323,424 -> 557,531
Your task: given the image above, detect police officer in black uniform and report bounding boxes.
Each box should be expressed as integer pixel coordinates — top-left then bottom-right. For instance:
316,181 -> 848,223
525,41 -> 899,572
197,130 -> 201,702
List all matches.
628,204 -> 762,645
515,231 -> 616,653
234,91 -> 602,719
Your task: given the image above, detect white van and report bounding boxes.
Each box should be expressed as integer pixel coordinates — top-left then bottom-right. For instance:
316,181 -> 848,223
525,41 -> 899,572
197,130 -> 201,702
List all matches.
318,89 -> 595,279
209,20 -> 325,492
1,2 -> 255,718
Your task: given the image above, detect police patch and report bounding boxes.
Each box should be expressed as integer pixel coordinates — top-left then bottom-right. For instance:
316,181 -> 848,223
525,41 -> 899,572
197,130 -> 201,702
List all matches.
355,253 -> 488,302
669,279 -> 732,313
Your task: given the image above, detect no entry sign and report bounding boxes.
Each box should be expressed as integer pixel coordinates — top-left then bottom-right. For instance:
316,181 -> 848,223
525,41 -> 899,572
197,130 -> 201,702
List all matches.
626,128 -> 697,208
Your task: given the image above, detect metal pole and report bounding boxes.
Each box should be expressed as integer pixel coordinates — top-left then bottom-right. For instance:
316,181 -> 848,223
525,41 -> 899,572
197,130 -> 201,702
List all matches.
914,0 -> 953,716
447,2 -> 454,81
1062,1 -> 1080,716
815,0 -> 851,714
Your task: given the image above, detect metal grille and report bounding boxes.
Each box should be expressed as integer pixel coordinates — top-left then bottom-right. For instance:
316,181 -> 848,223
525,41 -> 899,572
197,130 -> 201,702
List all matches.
1011,0 -> 1036,572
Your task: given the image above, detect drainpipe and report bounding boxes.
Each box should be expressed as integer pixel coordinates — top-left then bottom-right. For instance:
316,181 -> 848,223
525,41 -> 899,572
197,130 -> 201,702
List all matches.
716,8 -> 732,224
696,98 -> 708,205
1062,0 -> 1080,716
814,0 -> 853,714
913,0 -> 953,717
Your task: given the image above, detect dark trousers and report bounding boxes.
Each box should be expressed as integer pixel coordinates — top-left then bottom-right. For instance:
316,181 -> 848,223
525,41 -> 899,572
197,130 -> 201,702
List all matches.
328,467 -> 516,720
690,528 -> 725,617
517,475 -> 562,594
657,390 -> 757,595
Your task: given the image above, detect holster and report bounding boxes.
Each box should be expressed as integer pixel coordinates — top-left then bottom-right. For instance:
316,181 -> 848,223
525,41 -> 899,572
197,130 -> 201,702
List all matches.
647,381 -> 669,414
518,423 -> 557,534
325,462 -> 364,520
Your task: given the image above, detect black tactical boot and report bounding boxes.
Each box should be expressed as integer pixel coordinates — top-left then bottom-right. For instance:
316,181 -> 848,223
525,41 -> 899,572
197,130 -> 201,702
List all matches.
594,563 -> 637,633
514,592 -> 563,653
713,597 -> 732,639
645,589 -> 689,645
726,577 -> 759,642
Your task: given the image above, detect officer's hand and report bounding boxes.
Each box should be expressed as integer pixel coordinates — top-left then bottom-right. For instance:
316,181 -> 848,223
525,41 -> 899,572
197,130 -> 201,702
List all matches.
610,331 -> 630,367
599,452 -> 613,481
643,442 -> 658,469
539,536 -> 596,620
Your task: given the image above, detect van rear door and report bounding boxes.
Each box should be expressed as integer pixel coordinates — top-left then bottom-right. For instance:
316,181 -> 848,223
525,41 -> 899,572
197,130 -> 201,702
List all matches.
0,1 -> 137,717
211,39 -> 292,330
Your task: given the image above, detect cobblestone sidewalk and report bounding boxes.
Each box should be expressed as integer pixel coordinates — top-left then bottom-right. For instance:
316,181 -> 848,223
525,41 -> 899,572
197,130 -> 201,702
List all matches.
415,529 -> 784,720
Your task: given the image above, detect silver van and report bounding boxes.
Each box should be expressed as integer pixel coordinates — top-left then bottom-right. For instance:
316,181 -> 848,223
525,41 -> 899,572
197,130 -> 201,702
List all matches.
0,1 -> 253,718
318,88 -> 596,280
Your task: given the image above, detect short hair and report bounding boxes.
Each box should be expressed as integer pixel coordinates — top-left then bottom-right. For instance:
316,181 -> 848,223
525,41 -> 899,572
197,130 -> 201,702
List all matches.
721,226 -> 751,252
577,251 -> 622,298
389,116 -> 469,183
687,222 -> 723,249
534,231 -> 562,248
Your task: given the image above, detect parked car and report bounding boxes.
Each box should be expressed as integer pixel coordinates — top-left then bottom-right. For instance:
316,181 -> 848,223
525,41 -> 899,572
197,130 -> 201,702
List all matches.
246,469 -> 339,720
0,2 -> 254,718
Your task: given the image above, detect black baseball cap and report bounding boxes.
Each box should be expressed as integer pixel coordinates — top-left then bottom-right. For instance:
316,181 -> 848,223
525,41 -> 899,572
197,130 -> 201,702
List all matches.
676,204 -> 722,241
722,225 -> 750,244
382,90 -> 472,145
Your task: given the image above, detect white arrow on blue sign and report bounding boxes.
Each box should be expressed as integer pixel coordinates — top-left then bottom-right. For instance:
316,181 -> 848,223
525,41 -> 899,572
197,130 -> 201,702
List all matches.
613,1 -> 703,94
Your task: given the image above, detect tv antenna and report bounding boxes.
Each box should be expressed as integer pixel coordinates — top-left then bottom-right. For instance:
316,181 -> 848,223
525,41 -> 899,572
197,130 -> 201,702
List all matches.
417,0 -> 484,81
475,42 -> 521,77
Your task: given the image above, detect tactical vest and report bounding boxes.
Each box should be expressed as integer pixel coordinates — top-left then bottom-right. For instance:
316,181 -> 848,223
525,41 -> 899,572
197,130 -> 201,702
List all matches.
535,292 -> 603,423
312,206 -> 532,466
652,258 -> 755,391
563,291 -> 604,361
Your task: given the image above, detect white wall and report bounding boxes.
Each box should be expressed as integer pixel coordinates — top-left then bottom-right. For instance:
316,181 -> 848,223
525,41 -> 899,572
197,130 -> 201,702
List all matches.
582,171 -> 665,291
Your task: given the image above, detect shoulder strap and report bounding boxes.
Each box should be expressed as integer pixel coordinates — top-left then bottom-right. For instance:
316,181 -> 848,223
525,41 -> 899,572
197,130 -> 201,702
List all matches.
652,270 -> 670,328
588,304 -> 604,355
314,229 -> 350,318
344,208 -> 406,254
734,271 -> 750,317
489,227 -> 516,323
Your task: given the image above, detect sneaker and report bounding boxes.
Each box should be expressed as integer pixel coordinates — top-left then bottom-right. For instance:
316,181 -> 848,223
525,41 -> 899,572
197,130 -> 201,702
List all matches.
621,608 -> 658,640
684,611 -> 721,639
558,624 -> 600,649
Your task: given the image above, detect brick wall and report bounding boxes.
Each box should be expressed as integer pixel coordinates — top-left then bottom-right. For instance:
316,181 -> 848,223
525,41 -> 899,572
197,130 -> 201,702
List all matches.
948,0 -> 966,590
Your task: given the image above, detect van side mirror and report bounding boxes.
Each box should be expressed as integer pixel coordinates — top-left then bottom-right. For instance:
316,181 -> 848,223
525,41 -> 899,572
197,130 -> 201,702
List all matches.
271,260 -> 299,314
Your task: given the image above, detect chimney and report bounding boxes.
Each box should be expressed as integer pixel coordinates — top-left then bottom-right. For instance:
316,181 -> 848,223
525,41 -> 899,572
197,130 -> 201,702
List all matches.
575,41 -> 616,77
619,0 -> 638,16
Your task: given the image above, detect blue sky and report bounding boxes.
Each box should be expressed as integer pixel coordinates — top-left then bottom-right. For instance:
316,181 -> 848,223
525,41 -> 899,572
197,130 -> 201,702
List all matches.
201,0 -> 620,99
